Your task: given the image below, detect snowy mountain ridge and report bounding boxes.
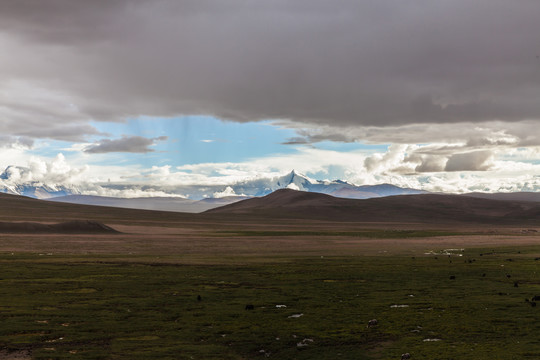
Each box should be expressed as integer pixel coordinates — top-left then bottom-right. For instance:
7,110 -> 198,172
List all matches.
0,168 -> 426,200
232,170 -> 426,199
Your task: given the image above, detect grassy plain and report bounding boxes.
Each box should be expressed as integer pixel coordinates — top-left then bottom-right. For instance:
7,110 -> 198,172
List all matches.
1,223 -> 540,359
0,194 -> 539,359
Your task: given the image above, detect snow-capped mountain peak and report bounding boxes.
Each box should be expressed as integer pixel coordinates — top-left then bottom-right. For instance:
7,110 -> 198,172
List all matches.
0,166 -> 426,201
276,170 -> 314,190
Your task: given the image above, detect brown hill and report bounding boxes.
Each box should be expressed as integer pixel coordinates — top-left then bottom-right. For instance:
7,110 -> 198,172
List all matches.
0,190 -> 538,226
463,192 -> 540,202
0,220 -> 119,234
0,192 -> 197,225
205,189 -> 539,224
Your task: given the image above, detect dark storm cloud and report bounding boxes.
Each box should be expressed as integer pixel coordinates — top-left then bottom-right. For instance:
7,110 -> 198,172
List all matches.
279,120 -> 540,151
0,136 -> 33,149
1,0 -> 540,140
445,151 -> 493,172
84,136 -> 167,153
281,137 -> 310,145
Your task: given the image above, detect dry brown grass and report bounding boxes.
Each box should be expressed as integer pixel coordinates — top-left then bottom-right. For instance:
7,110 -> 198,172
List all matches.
0,192 -> 538,262
0,221 -> 538,263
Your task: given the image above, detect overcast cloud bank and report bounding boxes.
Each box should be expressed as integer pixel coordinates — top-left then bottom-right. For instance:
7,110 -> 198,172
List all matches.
1,1 -> 540,133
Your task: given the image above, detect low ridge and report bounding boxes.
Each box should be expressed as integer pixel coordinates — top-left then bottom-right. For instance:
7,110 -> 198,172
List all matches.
0,220 -> 119,234
206,189 -> 539,224
0,189 -> 537,226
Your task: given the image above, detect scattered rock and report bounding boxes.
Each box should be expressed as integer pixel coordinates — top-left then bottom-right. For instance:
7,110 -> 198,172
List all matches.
288,313 -> 304,318
297,338 -> 314,348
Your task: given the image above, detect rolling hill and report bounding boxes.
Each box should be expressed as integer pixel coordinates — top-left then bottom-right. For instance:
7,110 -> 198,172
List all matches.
0,192 -> 196,225
0,220 -> 119,234
206,189 -> 540,224
0,190 -> 538,227
463,192 -> 540,203
46,194 -> 249,213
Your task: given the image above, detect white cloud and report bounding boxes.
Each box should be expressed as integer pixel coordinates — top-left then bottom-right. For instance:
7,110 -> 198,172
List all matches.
161,146 -> 539,193
445,151 -> 494,172
364,145 -> 411,174
0,147 -> 32,170
0,154 -> 88,186
1,143 -> 539,199
74,187 -> 187,199
0,153 -> 185,198
213,186 -> 244,198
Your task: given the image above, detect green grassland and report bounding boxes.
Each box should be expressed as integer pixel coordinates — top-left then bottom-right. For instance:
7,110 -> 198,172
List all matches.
2,247 -> 540,359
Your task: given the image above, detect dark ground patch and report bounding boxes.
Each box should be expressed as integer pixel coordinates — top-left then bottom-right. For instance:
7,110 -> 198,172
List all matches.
0,220 -> 119,234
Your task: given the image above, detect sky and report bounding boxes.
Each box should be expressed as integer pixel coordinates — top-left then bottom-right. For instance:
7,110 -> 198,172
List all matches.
0,0 -> 539,197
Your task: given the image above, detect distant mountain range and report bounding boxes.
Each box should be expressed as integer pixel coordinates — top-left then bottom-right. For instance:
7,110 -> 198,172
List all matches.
0,182 -> 74,199
43,171 -> 430,212
233,170 -> 428,198
0,168 -> 427,200
1,169 -> 538,213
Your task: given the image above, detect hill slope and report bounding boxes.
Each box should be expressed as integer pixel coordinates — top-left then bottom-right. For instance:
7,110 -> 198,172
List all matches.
463,192 -> 540,203
0,192 -> 196,225
0,190 -> 538,226
206,189 -> 539,224
47,195 -> 248,213
0,220 -> 119,234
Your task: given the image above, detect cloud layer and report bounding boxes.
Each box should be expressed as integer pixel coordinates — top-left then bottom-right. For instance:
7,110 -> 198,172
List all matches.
1,145 -> 538,200
1,0 -> 540,140
84,136 -> 167,153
